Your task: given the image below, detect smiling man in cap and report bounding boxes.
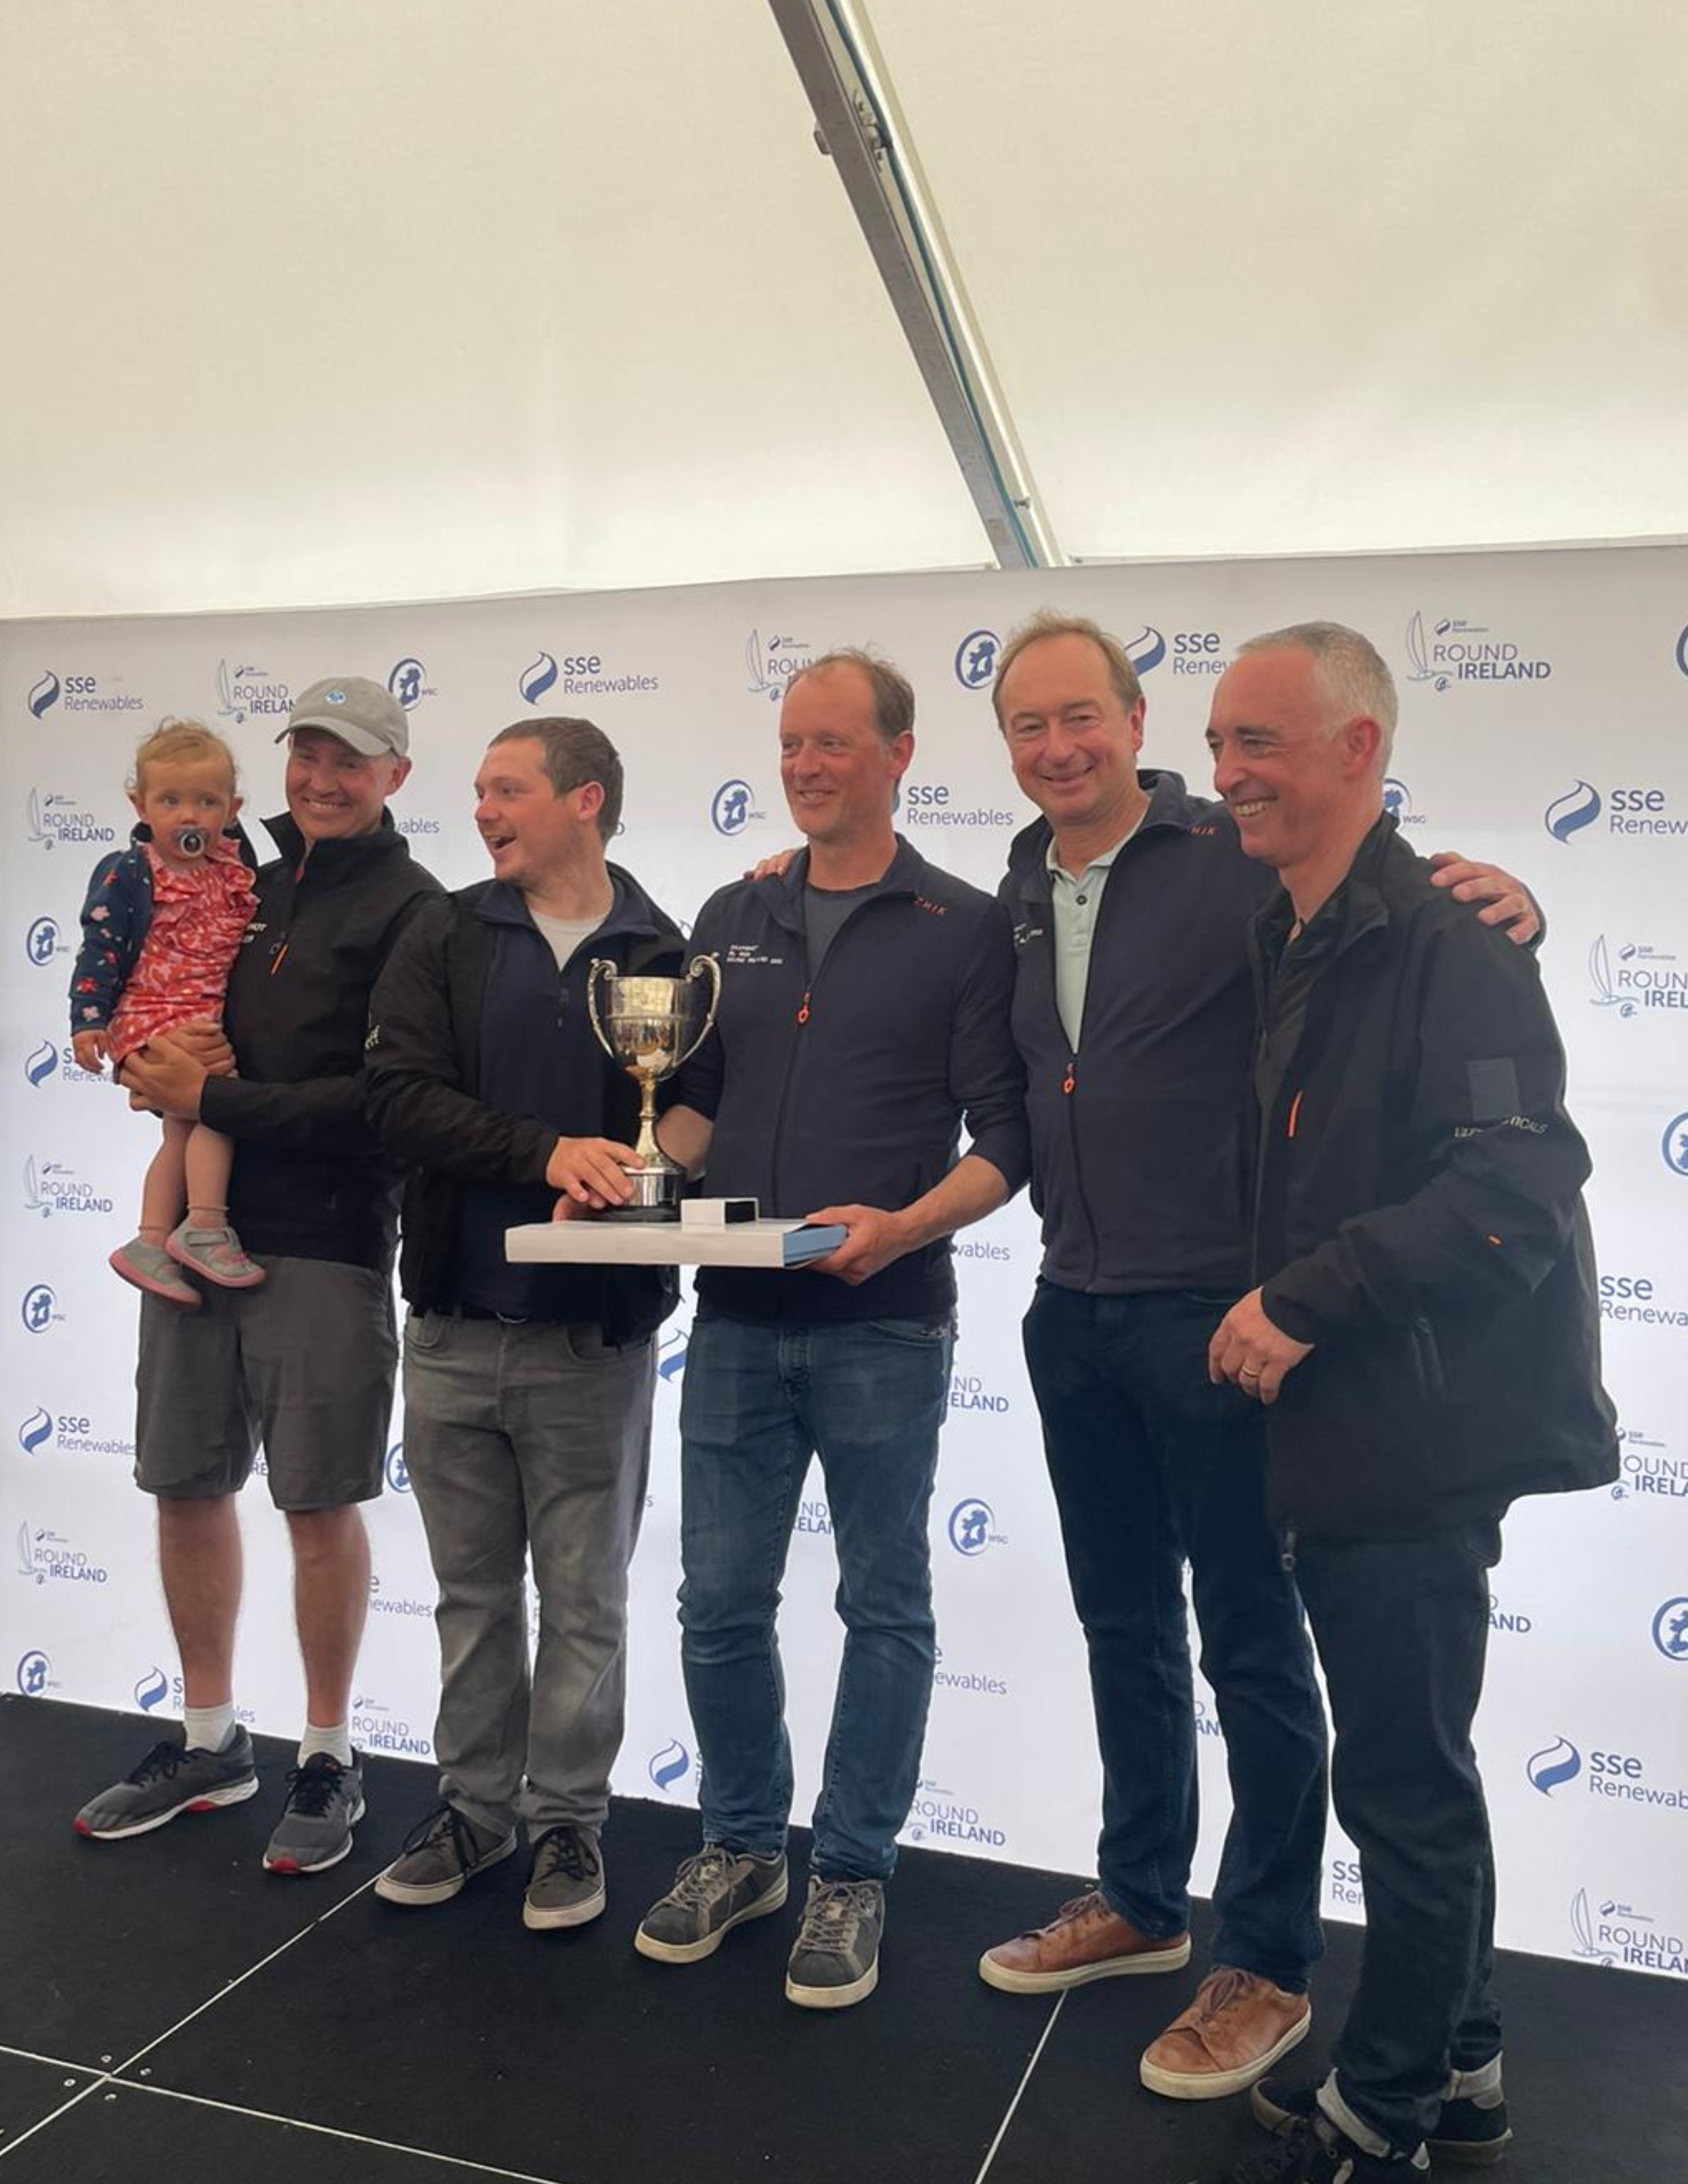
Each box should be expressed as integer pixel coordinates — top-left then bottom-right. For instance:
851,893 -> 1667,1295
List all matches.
75,672 -> 442,1878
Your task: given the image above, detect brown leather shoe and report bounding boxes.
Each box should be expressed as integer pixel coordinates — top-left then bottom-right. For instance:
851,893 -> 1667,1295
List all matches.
978,1889 -> 1191,1993
1139,1967 -> 1311,2100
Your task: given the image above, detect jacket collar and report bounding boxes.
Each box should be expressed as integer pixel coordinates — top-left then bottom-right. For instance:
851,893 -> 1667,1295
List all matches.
1250,809 -> 1400,966
263,805 -> 407,876
467,863 -> 663,946
1006,768 -> 1219,899
754,833 -> 925,936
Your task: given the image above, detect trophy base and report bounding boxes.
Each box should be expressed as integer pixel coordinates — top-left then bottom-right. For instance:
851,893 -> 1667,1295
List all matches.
606,1167 -> 684,1222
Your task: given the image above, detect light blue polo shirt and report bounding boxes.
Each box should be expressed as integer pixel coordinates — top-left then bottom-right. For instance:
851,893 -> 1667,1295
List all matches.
1047,812 -> 1147,1050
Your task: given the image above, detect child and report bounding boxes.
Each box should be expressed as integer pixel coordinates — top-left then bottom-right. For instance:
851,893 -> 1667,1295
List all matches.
71,721 -> 262,1305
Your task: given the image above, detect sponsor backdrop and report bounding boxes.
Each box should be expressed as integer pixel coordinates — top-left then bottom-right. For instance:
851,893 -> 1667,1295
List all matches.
3,548 -> 1685,1980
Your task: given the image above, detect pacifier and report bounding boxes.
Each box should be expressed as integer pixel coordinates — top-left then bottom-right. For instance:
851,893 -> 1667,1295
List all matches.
173,826 -> 209,858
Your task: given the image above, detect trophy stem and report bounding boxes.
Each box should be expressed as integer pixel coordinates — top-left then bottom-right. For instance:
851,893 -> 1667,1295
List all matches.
633,1074 -> 666,1171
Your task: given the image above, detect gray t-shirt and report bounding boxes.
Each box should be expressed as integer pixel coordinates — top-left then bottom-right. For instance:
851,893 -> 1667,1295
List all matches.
530,909 -> 606,972
803,881 -> 879,980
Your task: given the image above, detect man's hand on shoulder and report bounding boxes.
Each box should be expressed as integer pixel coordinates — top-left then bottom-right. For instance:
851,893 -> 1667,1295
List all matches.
744,847 -> 798,882
1428,852 -> 1540,946
804,1204 -> 914,1285
545,1136 -> 641,1210
1208,1287 -> 1313,1404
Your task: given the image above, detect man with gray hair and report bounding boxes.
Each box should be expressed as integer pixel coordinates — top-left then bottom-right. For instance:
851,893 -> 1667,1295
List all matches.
1201,622 -> 1615,2181
364,716 -> 686,1931
981,610 -> 1540,2113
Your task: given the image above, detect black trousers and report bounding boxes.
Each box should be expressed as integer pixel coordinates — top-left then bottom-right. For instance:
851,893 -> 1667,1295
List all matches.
1295,1522 -> 1504,2152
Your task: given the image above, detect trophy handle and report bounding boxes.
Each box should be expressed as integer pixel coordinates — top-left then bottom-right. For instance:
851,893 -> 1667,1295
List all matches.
673,952 -> 722,1071
585,957 -> 618,1062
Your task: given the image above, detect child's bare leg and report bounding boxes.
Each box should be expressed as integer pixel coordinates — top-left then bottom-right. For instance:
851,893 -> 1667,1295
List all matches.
184,1123 -> 235,1226
138,1116 -> 193,1242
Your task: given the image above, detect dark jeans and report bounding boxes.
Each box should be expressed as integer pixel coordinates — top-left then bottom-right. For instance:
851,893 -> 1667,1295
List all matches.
677,1308 -> 954,1882
1297,1524 -> 1503,2154
1024,1283 -> 1328,1991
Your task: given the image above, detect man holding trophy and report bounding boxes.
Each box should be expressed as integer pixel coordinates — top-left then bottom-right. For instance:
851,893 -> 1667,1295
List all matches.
630,649 -> 1029,2009
364,717 -> 686,1929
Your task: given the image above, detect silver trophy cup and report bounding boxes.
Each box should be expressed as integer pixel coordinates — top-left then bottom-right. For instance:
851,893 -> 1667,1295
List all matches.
585,955 -> 722,1218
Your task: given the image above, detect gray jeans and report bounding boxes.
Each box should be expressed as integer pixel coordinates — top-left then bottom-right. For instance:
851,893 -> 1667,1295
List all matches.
400,1311 -> 655,1839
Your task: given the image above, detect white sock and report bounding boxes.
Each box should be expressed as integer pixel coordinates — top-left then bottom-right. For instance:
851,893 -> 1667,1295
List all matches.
182,1702 -> 237,1753
299,1721 -> 352,1768
1446,2054 -> 1505,2105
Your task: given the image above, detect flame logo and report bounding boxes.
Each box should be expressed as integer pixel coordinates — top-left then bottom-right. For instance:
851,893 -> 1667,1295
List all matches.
1526,1735 -> 1581,1796
1545,780 -> 1601,843
519,652 -> 559,705
25,1041 -> 57,1087
649,1739 -> 690,1792
27,672 -> 61,718
1123,625 -> 1166,676
134,1666 -> 169,1713
19,1408 -> 52,1455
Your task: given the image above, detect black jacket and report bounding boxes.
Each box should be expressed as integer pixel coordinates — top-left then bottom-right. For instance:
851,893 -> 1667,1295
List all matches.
1252,815 -> 1617,1540
676,839 -> 1029,1324
364,866 -> 683,1344
1000,774 -> 1272,1295
200,811 -> 442,1267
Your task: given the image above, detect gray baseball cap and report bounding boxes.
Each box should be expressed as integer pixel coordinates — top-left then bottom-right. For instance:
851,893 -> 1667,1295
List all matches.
278,675 -> 410,759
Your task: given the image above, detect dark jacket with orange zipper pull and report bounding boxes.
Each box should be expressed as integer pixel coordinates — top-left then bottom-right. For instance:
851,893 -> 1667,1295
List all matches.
673,838 -> 1028,1326
1000,772 -> 1273,1298
199,808 -> 442,1269
1250,812 -> 1617,1542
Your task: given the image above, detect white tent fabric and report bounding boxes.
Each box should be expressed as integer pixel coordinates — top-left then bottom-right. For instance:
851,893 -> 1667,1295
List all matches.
2,1 -> 1685,619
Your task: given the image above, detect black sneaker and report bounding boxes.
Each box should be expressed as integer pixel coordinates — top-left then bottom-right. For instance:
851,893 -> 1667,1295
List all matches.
263,1752 -> 365,1875
1429,2092 -> 1513,2165
374,1802 -> 517,1906
523,1823 -> 606,1931
634,1844 -> 788,1963
784,1876 -> 885,2011
74,1731 -> 259,1840
1241,2085 -> 1428,2181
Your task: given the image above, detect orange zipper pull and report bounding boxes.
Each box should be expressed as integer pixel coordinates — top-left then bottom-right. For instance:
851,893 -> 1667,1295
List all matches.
796,989 -> 811,1024
1062,1058 -> 1076,1095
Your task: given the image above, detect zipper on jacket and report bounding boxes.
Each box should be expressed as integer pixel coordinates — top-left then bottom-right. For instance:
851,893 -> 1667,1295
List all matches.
796,988 -> 810,1024
1062,1055 -> 1076,1095
1278,1524 -> 1298,1572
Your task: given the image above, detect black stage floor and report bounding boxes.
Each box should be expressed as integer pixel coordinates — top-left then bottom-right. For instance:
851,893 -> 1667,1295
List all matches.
2,1696 -> 1682,2182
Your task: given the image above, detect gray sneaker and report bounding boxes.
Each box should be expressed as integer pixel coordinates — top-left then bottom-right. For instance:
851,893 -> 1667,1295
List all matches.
165,1218 -> 265,1289
523,1823 -> 607,1931
263,1752 -> 365,1875
374,1801 -> 518,1906
785,1876 -> 886,2009
74,1730 -> 259,1840
634,1844 -> 789,1963
109,1237 -> 201,1307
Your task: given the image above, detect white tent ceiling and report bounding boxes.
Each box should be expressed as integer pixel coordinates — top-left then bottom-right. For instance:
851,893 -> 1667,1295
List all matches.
3,0 -> 1683,620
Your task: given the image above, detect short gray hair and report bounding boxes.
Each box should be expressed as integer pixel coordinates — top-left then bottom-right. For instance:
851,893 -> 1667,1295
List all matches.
490,717 -> 623,840
785,648 -> 915,745
1236,621 -> 1398,772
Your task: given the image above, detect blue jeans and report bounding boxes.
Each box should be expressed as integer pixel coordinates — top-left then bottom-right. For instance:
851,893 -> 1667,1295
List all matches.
1023,1282 -> 1328,1991
678,1309 -> 954,1881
